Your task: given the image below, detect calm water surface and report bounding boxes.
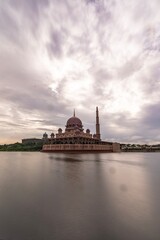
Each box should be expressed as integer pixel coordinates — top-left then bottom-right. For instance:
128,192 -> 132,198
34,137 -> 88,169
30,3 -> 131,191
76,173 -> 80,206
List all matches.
0,152 -> 160,240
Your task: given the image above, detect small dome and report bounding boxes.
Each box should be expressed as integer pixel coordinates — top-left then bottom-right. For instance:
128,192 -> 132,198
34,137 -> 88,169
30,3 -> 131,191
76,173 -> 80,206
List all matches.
86,129 -> 90,133
51,132 -> 55,137
43,132 -> 48,138
58,128 -> 62,133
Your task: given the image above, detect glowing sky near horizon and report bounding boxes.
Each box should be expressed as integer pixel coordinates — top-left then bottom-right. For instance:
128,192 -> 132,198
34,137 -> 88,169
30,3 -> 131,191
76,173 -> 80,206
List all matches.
0,0 -> 160,144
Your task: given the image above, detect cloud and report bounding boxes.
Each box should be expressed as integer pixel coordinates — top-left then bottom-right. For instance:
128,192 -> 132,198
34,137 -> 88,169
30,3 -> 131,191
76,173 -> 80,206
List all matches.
140,103 -> 160,130
0,0 -> 160,143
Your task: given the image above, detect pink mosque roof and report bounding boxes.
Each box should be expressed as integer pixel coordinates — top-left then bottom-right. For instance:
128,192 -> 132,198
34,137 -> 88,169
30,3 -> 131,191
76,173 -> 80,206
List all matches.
66,116 -> 82,126
66,109 -> 83,128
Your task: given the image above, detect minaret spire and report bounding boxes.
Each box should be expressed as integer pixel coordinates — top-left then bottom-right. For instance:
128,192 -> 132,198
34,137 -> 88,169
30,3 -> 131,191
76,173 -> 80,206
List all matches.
96,106 -> 101,140
73,109 -> 75,117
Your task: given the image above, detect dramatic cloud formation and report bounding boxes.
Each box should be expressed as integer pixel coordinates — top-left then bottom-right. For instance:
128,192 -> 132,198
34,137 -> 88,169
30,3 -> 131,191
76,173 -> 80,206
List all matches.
0,0 -> 160,143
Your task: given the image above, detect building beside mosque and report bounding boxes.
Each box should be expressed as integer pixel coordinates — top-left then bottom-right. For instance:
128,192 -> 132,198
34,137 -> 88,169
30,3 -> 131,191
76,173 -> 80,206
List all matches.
22,138 -> 42,145
42,107 -> 120,152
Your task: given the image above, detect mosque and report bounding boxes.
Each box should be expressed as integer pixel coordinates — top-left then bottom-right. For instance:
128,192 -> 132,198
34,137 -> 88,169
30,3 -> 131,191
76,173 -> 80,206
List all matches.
42,107 -> 120,152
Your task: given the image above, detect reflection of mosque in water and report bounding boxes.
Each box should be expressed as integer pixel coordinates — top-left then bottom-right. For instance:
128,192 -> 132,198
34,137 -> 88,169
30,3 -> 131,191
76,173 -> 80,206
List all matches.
42,107 -> 120,152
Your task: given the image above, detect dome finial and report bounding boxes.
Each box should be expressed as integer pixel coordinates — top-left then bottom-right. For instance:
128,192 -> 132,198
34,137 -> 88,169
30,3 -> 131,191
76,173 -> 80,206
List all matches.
73,109 -> 75,117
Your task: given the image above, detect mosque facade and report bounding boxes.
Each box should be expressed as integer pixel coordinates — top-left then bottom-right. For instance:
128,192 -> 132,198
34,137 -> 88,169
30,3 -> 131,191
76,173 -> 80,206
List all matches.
42,107 -> 120,152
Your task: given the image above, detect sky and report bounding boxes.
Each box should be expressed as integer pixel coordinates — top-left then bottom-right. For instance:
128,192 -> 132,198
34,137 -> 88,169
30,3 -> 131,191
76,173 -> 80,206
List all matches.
0,0 -> 160,144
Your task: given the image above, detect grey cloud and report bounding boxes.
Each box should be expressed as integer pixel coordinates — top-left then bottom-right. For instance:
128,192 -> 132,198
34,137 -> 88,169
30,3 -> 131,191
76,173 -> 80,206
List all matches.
0,113 -> 9,117
140,61 -> 160,97
31,119 -> 64,126
140,103 -> 160,130
0,0 -> 160,144
37,127 -> 54,132
92,68 -> 113,96
85,0 -> 96,4
112,103 -> 160,143
0,120 -> 23,128
0,3 -> 20,46
117,55 -> 144,79
47,30 -> 64,58
9,0 -> 49,22
0,0 -> 49,47
0,85 -> 68,116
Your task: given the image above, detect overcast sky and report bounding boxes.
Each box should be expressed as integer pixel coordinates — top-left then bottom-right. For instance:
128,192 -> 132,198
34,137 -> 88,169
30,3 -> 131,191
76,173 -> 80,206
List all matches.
0,0 -> 160,144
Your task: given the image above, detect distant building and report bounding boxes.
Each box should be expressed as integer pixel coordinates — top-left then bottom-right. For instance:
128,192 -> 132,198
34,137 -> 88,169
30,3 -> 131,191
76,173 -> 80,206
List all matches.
42,107 -> 120,152
22,138 -> 42,145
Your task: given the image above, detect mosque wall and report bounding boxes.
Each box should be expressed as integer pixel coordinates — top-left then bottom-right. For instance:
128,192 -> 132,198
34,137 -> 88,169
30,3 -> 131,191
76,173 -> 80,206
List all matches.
42,143 -> 120,152
112,142 -> 121,152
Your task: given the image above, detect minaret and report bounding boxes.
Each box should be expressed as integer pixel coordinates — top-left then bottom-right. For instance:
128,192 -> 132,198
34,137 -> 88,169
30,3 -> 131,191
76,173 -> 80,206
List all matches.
73,109 -> 75,117
96,106 -> 101,140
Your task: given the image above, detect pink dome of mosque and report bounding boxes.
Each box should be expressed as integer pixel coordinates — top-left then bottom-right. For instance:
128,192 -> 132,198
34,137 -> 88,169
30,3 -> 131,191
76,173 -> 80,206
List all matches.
65,110 -> 83,131
66,116 -> 82,127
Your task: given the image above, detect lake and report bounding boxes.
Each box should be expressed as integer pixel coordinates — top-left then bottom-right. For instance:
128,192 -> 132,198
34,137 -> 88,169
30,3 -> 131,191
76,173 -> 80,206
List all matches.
0,152 -> 160,240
